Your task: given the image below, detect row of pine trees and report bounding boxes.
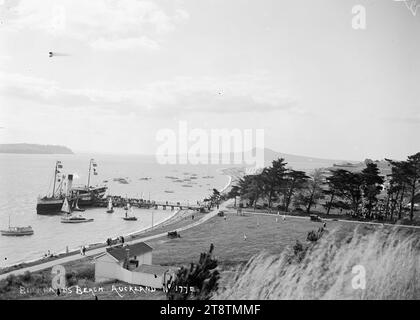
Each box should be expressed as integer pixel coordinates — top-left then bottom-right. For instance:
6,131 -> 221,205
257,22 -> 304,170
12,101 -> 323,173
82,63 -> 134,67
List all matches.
226,152 -> 420,222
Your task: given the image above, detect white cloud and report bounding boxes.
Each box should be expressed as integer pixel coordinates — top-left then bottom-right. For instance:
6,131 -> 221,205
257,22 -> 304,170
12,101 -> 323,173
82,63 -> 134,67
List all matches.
2,0 -> 189,50
0,72 -> 298,116
0,55 -> 11,64
384,112 -> 420,124
90,36 -> 159,51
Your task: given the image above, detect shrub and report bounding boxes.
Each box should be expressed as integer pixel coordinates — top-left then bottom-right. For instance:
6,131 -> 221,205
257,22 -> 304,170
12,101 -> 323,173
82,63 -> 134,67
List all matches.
290,240 -> 307,263
65,272 -> 77,286
0,279 -> 10,293
22,271 -> 32,282
167,244 -> 220,300
6,274 -> 21,287
306,228 -> 325,242
32,274 -> 45,286
76,267 -> 95,281
77,279 -> 88,287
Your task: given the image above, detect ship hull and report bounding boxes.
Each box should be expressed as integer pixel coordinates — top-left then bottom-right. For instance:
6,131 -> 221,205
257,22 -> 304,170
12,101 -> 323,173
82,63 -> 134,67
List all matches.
123,217 -> 137,221
1,231 -> 34,236
72,186 -> 107,207
77,195 -> 94,207
61,218 -> 94,223
36,198 -> 65,215
36,186 -> 107,214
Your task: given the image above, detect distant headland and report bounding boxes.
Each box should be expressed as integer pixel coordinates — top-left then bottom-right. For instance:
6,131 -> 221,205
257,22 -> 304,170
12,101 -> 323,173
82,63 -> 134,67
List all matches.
0,143 -> 74,154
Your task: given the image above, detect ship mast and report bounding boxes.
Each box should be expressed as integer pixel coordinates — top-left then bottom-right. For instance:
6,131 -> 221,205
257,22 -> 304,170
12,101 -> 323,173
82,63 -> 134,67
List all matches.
52,161 -> 57,197
52,161 -> 60,197
52,161 -> 63,198
87,158 -> 97,189
87,159 -> 93,189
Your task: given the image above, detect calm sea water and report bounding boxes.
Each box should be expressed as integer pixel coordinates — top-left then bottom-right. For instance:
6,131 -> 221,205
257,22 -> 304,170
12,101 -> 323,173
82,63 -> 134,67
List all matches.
0,153 -> 230,267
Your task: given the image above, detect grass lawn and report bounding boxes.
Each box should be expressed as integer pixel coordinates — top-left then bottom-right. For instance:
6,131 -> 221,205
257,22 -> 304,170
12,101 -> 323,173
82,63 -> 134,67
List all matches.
149,211 -> 353,267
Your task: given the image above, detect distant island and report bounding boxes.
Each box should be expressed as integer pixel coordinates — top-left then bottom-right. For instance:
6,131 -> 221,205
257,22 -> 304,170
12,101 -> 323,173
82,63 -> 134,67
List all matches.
0,143 -> 74,154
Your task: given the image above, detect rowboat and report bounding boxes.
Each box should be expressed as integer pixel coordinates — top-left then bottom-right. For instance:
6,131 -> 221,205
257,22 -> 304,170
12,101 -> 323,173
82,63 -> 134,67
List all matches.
123,216 -> 137,221
61,215 -> 94,223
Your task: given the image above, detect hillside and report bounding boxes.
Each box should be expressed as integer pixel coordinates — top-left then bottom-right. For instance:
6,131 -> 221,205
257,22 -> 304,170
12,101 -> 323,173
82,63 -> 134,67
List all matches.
259,148 -> 355,167
244,148 -> 358,171
327,159 -> 393,176
0,143 -> 74,154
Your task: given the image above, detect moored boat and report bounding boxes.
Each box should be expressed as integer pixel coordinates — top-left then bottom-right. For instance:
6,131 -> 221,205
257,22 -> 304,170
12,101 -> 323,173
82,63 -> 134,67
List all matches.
70,185 -> 107,207
60,198 -> 94,224
122,204 -> 137,221
37,196 -> 66,215
123,216 -> 137,221
1,215 -> 34,236
70,159 -> 107,206
61,216 -> 94,223
106,198 -> 114,213
36,160 -> 66,215
1,226 -> 34,236
37,159 -> 107,215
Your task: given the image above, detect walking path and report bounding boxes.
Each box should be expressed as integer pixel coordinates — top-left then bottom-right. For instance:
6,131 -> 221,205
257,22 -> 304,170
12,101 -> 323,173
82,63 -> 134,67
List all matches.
246,210 -> 420,229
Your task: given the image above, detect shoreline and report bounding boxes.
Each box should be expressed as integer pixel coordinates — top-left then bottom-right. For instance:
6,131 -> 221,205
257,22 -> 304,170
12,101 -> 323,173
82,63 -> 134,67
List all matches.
219,174 -> 232,193
0,173 -> 233,276
54,207 -> 182,261
124,209 -> 180,238
0,208 -> 185,275
1,208 -> 180,270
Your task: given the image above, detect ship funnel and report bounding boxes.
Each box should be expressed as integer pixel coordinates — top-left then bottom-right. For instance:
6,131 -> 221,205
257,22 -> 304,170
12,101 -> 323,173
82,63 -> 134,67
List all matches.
67,174 -> 73,196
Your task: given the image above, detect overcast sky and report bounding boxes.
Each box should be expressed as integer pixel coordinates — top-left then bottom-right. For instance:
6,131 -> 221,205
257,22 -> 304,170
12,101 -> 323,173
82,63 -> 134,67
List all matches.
0,0 -> 419,160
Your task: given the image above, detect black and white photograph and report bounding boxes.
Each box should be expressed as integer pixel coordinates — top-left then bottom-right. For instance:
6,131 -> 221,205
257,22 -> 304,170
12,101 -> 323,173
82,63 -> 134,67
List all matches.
0,0 -> 419,310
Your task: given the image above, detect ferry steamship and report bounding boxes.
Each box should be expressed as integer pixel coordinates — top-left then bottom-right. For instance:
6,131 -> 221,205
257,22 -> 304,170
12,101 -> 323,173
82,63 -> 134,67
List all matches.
36,159 -> 107,215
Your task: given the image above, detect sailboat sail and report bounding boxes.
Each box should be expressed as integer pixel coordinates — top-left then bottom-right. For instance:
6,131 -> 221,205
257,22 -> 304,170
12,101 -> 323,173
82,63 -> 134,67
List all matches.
107,198 -> 113,210
61,198 -> 71,214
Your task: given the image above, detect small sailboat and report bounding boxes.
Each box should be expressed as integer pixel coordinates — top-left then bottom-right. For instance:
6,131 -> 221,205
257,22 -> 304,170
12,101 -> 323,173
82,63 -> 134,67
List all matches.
106,198 -> 114,213
1,215 -> 34,236
123,196 -> 129,210
61,198 -> 94,223
123,204 -> 137,221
